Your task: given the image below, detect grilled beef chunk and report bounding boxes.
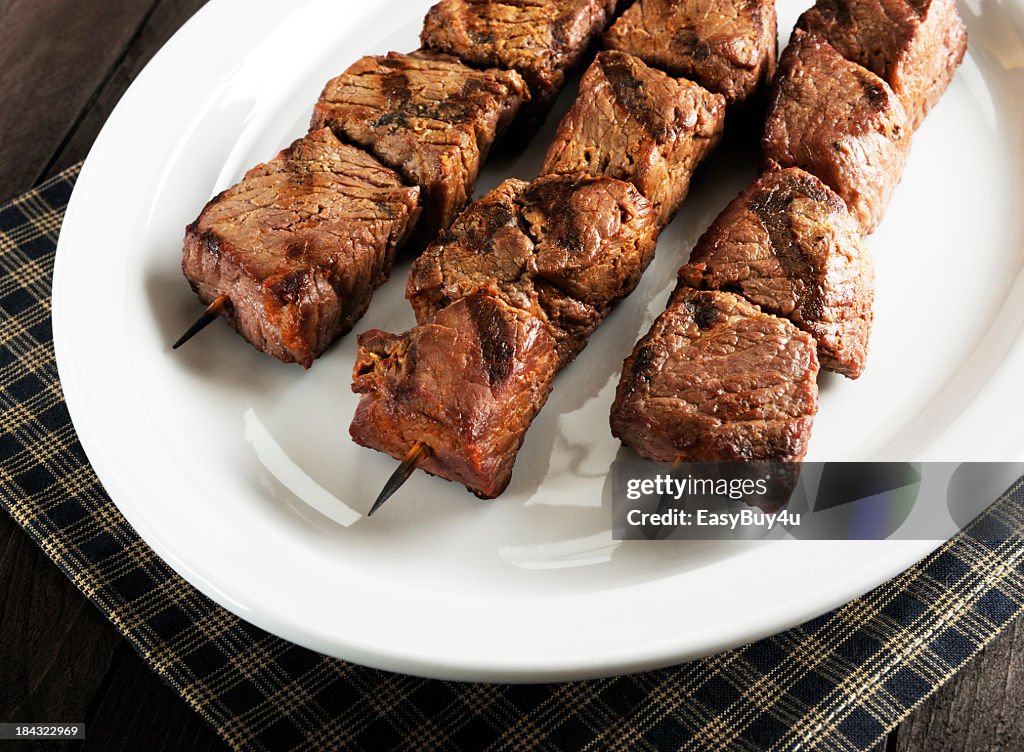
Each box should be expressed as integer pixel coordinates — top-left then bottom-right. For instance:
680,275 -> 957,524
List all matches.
761,30 -> 910,234
181,129 -> 420,368
603,0 -> 778,107
796,0 -> 967,130
351,292 -> 559,499
360,174 -> 658,497
311,51 -> 528,235
680,168 -> 874,378
407,174 -> 658,366
611,287 -> 820,462
420,0 -> 616,122
541,50 -> 726,226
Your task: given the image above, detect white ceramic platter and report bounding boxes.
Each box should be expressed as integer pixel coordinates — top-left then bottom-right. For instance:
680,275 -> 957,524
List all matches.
53,0 -> 1024,681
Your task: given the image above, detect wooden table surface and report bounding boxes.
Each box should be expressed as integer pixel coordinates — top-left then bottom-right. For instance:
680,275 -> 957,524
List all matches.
1,1 -> 1021,750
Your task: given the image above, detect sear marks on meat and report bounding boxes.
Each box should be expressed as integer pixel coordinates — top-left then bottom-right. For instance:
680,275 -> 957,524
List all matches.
407,174 -> 659,366
181,128 -> 420,368
310,51 -> 528,236
350,292 -> 560,499
679,167 -> 874,379
602,0 -> 778,107
541,50 -> 726,226
761,30 -> 910,235
611,287 -> 820,463
796,0 -> 967,131
420,0 -> 616,121
363,174 -> 657,497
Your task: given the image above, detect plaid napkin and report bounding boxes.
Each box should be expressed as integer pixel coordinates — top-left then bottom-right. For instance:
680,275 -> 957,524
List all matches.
3,164 -> 1023,752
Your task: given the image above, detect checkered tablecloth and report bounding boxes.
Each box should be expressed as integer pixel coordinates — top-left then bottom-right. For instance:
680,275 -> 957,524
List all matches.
2,164 -> 1023,752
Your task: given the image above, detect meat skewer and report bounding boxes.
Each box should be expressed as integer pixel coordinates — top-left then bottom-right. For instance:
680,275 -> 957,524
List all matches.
541,49 -> 726,226
178,128 -> 421,367
175,51 -> 527,362
353,51 -> 726,510
680,167 -> 874,379
611,0 -> 967,466
421,0 -> 620,129
602,0 -> 779,109
310,51 -> 529,237
176,0 -> 621,360
795,0 -> 967,131
353,177 -> 658,500
762,29 -> 911,235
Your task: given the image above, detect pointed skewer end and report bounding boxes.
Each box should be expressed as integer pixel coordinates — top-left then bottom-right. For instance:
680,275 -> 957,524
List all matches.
172,294 -> 230,350
368,441 -> 430,516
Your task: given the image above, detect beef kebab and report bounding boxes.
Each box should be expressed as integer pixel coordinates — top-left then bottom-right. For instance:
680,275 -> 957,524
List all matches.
350,51 -> 726,510
176,53 -> 528,365
179,129 -> 422,368
611,0 -> 966,464
680,167 -> 874,379
795,0 -> 967,131
611,169 -> 861,463
602,0 -> 779,109
763,0 -> 966,234
762,29 -> 912,235
542,50 -> 726,227
421,0 -> 621,130
310,51 -> 529,238
176,0 -> 625,363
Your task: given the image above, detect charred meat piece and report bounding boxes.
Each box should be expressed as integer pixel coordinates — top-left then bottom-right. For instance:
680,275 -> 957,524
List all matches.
420,0 -> 616,120
311,51 -> 528,235
680,167 -> 874,378
407,174 -> 659,365
603,0 -> 778,107
761,30 -> 910,234
797,0 -> 967,130
611,287 -> 820,463
541,50 -> 726,226
361,174 -> 657,497
181,129 -> 420,368
351,292 -> 559,499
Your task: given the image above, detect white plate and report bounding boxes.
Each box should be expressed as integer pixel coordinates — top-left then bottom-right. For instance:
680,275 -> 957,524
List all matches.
53,0 -> 1024,681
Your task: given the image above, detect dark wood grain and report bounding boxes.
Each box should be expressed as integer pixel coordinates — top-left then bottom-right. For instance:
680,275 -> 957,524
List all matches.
0,512 -> 228,752
0,0 -> 161,202
83,645 -> 228,752
894,619 -> 1024,752
0,514 -> 121,725
46,0 -> 212,178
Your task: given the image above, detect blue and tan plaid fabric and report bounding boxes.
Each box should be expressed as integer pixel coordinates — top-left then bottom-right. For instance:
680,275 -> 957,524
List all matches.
2,165 -> 1024,752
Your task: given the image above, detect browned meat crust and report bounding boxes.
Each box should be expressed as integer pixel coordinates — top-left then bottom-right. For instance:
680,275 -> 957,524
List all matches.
355,171 -> 658,497
541,50 -> 726,226
796,0 -> 967,130
680,167 -> 875,378
603,0 -> 778,107
407,174 -> 659,365
310,51 -> 528,235
761,30 -> 911,234
181,128 -> 420,368
611,287 -> 820,463
420,0 -> 617,120
351,292 -> 559,499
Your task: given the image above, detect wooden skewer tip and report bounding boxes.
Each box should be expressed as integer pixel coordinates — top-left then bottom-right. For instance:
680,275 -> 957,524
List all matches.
368,441 -> 430,517
172,294 -> 230,350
